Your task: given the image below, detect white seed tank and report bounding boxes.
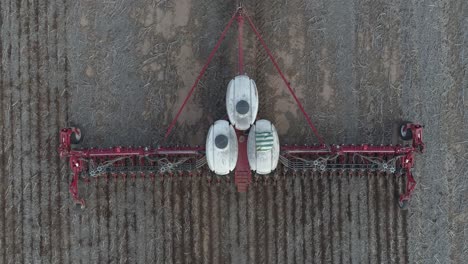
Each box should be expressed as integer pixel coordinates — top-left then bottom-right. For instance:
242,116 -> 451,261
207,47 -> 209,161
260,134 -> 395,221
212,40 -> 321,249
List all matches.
226,75 -> 259,131
247,119 -> 280,174
206,120 -> 238,175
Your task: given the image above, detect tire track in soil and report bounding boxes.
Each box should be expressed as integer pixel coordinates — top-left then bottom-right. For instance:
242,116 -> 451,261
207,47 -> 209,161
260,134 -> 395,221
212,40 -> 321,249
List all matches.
303,173 -> 313,264
293,176 -> 303,264
218,181 -> 228,263
21,0 -> 33,262
247,180 -> 256,263
312,173 -> 320,263
210,182 -> 219,263
275,175 -> 286,264
22,0 -> 36,262
385,174 -> 395,263
200,178 -> 209,263
377,174 -> 388,263
0,0 -> 6,261
190,177 -> 200,263
88,179 -> 99,263
126,178 -> 136,263
59,1 -> 71,261
348,174 -> 360,264
8,0 -> 22,262
358,174 -> 369,264
172,178 -> 183,264
228,180 -> 238,264
238,189 -> 247,263
374,173 -> 383,263
400,175 -> 409,264
329,173 -> 340,264
154,178 -> 164,264
144,178 -> 155,263
116,177 -> 127,263
164,178 -> 174,262
100,178 -> 111,264
257,181 -> 267,264
108,179 -> 118,264
266,180 -> 276,264
337,175 -> 344,264
183,177 -> 193,264
366,173 -> 377,263
136,178 -> 146,264
321,174 -> 332,263
35,0 -> 53,261
43,0 -> 59,261
392,175 -> 402,263
51,0 -> 64,260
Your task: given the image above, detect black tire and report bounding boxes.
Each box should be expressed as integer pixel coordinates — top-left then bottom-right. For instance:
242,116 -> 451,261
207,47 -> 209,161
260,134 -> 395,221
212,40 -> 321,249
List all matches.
70,128 -> 82,144
399,122 -> 413,141
398,199 -> 409,210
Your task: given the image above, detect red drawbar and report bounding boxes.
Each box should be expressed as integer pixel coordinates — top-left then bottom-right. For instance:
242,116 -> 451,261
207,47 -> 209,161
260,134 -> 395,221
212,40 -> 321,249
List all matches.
234,130 -> 251,192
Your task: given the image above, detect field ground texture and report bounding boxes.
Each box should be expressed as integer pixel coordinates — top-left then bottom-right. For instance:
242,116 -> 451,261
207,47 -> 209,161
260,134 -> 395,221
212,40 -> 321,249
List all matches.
0,0 -> 467,263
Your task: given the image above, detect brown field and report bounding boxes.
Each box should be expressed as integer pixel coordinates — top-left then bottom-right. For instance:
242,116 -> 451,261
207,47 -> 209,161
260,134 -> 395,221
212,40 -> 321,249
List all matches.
0,0 -> 467,263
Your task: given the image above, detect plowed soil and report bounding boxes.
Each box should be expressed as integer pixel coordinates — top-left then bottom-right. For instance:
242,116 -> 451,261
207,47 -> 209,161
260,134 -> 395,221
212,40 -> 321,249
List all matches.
0,0 -> 467,263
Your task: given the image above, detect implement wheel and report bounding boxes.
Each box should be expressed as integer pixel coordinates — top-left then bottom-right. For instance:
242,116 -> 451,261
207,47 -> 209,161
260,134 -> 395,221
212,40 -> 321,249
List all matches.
398,199 -> 409,210
70,128 -> 82,144
399,122 -> 413,141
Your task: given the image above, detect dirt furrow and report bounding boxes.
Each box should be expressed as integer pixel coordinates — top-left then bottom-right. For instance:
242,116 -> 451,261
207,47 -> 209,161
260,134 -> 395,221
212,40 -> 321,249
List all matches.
9,0 -> 23,262
377,174 -> 388,263
303,174 -> 313,263
357,175 -> 369,264
0,0 -> 6,261
126,179 -> 137,263
89,180 -> 100,263
348,175 -> 360,264
20,0 -> 33,262
237,191 -> 248,263
275,176 -> 286,264
293,176 -> 304,264
247,181 -> 256,263
384,174 -> 396,263
257,182 -> 268,264
99,179 -> 110,264
2,0 -> 14,261
266,181 -> 276,264
339,175 -> 350,264
228,180 -> 239,264
144,178 -> 155,263
154,178 -> 164,264
190,177 -> 201,263
200,178 -> 209,263
50,0 -> 62,259
116,178 -> 127,263
107,180 -> 118,264
312,174 -> 321,263
210,183 -> 219,263
329,173 -> 340,264
135,178 -> 146,264
182,177 -> 193,264
54,0 -> 69,261
172,178 -> 183,264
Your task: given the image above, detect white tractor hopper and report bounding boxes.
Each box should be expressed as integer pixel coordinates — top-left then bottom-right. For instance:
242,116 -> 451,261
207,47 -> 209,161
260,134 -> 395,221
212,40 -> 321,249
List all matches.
206,120 -> 238,175
226,75 -> 259,131
247,119 -> 280,174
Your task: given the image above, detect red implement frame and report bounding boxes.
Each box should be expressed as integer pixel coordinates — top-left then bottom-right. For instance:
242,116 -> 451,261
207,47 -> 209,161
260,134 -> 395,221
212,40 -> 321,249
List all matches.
59,7 -> 424,208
